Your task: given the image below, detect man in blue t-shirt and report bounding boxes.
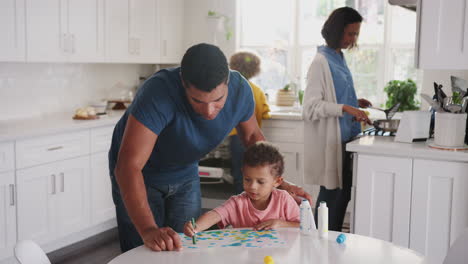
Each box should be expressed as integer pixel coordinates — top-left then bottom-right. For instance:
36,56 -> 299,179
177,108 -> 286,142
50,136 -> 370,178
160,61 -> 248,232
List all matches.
109,43 -> 311,253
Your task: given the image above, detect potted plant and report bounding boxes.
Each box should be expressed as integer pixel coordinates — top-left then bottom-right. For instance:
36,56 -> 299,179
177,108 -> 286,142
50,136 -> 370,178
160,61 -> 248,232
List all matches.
384,79 -> 419,111
275,83 -> 296,106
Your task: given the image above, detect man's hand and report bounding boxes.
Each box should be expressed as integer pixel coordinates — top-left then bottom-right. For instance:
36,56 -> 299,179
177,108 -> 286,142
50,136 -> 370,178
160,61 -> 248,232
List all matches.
280,182 -> 313,205
141,227 -> 182,252
254,219 -> 284,230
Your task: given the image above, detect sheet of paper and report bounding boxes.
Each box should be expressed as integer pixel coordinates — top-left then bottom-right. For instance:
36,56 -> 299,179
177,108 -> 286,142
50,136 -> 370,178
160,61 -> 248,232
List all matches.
179,229 -> 287,250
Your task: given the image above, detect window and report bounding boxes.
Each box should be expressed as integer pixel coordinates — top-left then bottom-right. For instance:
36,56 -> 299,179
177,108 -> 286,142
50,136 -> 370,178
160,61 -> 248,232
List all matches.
238,0 -> 422,107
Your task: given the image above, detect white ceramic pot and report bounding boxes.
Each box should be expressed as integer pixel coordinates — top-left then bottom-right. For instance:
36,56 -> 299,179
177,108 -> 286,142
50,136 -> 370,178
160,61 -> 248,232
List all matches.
434,112 -> 467,147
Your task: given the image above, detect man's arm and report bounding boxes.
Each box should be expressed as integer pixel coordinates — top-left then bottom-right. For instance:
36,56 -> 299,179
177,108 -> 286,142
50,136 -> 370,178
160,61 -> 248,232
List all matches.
236,113 -> 265,147
114,114 -> 181,251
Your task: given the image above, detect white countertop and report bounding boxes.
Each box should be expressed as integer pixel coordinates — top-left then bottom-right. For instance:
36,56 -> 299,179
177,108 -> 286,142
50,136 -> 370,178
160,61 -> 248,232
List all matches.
269,111 -> 303,120
347,136 -> 468,162
0,107 -> 303,143
0,110 -> 125,142
268,105 -> 303,120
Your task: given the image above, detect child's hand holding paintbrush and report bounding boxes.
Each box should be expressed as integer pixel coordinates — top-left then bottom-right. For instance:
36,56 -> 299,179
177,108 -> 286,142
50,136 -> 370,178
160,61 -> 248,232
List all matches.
183,218 -> 198,244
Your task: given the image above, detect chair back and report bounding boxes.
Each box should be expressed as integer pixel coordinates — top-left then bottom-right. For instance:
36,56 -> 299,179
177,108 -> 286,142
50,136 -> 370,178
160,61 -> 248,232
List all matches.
14,240 -> 51,264
443,228 -> 468,264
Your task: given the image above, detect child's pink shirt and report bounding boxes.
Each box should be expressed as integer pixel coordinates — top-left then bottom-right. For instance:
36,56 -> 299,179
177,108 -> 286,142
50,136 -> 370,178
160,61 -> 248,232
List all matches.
213,188 -> 300,228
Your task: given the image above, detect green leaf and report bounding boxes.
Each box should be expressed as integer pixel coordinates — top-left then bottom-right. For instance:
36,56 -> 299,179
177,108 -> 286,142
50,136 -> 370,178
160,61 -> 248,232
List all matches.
384,79 -> 419,111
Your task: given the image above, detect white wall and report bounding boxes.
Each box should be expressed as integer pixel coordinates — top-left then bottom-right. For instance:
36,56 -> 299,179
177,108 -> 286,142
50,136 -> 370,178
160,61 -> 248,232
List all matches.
183,0 -> 237,58
420,69 -> 468,109
0,63 -> 153,121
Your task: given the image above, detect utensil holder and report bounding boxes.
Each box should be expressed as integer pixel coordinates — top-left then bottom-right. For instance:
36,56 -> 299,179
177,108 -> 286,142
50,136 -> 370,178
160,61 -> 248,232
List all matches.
434,113 -> 467,147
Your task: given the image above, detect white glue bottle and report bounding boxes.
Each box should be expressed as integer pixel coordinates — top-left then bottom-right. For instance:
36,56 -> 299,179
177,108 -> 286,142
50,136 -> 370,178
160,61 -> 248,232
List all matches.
318,201 -> 328,238
300,199 -> 316,235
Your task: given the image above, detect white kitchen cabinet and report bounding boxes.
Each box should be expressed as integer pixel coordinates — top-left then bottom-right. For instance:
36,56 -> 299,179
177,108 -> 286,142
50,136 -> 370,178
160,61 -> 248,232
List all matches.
26,0 -> 105,62
274,142 -> 303,186
0,0 -> 26,61
158,0 -> 184,64
16,156 -> 90,245
417,0 -> 468,69
410,159 -> 468,264
354,154 -> 413,248
106,0 -> 160,63
262,119 -> 304,186
90,126 -> 115,225
0,171 -> 16,261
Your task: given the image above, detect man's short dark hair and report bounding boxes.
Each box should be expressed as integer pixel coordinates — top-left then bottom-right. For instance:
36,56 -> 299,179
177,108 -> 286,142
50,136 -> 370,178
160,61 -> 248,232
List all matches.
321,7 -> 363,49
243,141 -> 284,178
180,43 -> 229,92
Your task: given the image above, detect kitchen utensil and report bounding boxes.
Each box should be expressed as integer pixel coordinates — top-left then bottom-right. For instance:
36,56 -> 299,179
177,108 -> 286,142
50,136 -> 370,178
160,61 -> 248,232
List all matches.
443,97 -> 463,113
451,75 -> 468,97
421,93 -> 444,112
395,111 -> 431,143
436,84 -> 447,108
373,119 -> 400,132
462,97 -> 468,113
369,102 -> 401,120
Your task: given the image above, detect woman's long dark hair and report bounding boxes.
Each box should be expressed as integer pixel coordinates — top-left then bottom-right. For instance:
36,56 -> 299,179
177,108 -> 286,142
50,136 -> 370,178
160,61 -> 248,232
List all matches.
321,7 -> 363,49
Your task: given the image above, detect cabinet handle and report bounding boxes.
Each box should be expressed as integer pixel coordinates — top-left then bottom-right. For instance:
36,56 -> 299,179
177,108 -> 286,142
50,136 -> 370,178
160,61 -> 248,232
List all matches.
71,34 -> 75,54
62,33 -> 68,53
128,38 -> 133,54
60,172 -> 65,192
296,152 -> 299,170
51,174 -> 56,194
47,146 -> 63,151
135,38 -> 140,55
9,184 -> 15,206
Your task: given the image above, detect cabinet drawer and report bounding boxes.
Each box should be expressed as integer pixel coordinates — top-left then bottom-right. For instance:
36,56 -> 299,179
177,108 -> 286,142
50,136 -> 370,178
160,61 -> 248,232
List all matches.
16,130 -> 90,169
91,126 -> 114,153
262,120 -> 304,143
0,141 -> 15,172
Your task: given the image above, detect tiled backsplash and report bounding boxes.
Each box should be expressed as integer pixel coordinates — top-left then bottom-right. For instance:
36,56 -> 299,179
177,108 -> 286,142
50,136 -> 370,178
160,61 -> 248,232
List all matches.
0,63 -> 153,121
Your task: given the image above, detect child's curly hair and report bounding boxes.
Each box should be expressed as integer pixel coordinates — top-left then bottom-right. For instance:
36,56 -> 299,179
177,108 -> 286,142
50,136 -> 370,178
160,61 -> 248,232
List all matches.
243,141 -> 284,178
229,51 -> 261,80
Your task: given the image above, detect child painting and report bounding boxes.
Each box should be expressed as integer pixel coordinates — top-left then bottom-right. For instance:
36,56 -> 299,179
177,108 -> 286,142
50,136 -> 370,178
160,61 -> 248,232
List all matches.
184,142 -> 299,237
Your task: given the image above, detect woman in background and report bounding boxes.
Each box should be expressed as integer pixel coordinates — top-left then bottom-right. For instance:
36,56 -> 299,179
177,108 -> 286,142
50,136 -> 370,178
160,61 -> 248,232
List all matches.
302,7 -> 372,231
229,51 -> 271,194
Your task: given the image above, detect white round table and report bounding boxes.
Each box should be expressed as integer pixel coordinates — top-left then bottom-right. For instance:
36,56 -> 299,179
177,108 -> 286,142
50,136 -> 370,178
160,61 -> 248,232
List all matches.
108,228 -> 426,264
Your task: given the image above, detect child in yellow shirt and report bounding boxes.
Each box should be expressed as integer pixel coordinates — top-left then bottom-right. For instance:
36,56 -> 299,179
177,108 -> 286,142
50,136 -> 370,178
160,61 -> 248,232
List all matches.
229,51 -> 271,194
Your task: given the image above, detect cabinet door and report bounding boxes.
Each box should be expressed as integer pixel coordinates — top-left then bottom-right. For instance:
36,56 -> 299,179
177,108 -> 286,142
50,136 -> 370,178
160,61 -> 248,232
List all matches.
0,0 -> 26,61
129,0 -> 159,62
68,0 -> 105,62
273,142 -> 303,186
418,0 -> 468,69
410,159 -> 468,264
17,164 -> 57,244
55,157 -> 90,236
106,0 -> 129,62
159,0 -> 183,63
354,154 -> 412,248
107,0 -> 159,63
91,152 -> 115,224
26,0 -> 66,62
0,171 -> 16,260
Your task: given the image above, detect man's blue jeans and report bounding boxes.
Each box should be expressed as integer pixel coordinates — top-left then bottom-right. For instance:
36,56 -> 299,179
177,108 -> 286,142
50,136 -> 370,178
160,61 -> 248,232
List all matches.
110,174 -> 201,252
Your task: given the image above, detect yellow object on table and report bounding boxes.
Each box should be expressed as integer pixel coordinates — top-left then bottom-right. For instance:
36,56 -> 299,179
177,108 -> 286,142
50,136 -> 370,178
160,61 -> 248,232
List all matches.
264,255 -> 274,264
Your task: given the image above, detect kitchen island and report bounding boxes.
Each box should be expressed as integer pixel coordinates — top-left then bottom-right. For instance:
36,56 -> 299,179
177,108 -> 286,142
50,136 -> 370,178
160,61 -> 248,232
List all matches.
347,136 -> 468,264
